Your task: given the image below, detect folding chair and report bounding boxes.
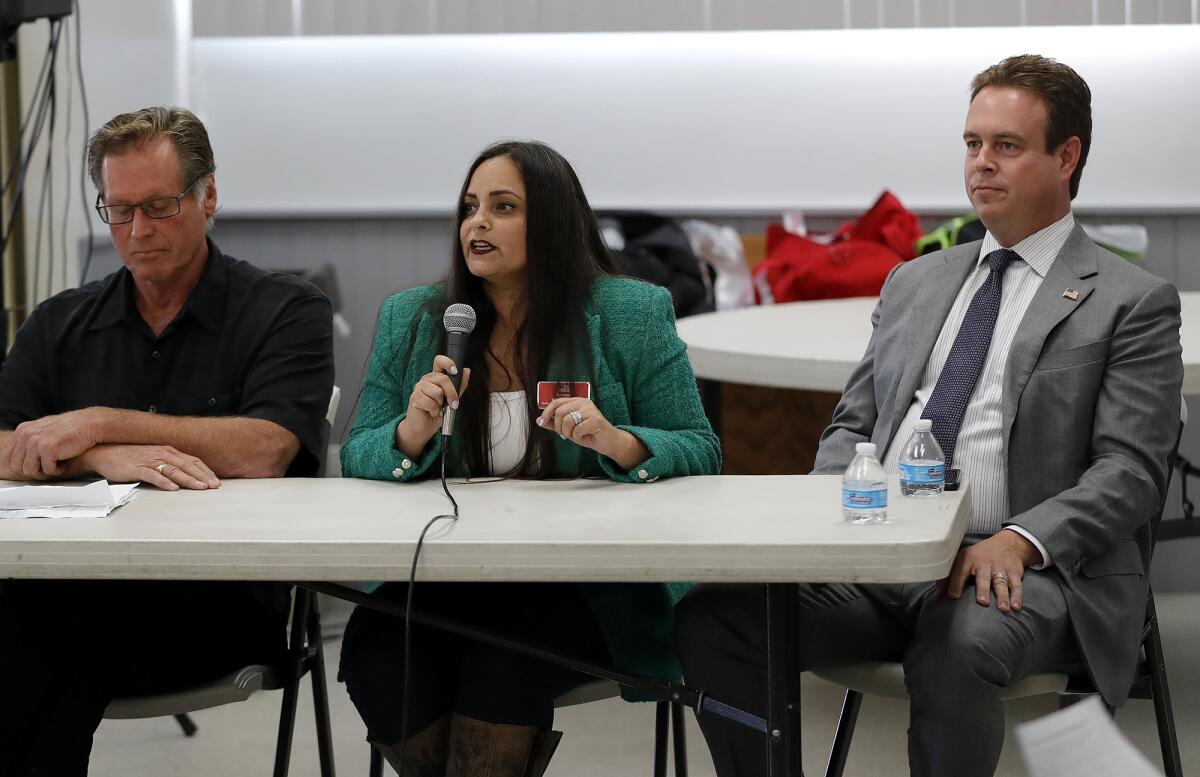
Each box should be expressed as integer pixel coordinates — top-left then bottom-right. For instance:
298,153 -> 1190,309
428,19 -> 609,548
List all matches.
102,386 -> 343,777
815,399 -> 1187,777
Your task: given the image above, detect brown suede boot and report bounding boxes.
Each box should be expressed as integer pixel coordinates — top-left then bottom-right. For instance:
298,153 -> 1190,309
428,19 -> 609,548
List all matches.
525,729 -> 563,777
370,714 -> 450,777
445,713 -> 563,777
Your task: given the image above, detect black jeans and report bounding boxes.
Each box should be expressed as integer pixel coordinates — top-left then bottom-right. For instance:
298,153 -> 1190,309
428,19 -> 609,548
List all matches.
0,579 -> 287,777
338,582 -> 611,743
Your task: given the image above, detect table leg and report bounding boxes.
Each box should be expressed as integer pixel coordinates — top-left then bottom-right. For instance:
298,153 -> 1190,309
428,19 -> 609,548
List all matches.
766,582 -> 802,777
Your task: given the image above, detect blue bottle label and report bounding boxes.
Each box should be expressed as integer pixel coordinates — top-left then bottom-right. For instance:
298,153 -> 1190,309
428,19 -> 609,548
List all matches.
899,463 -> 944,484
842,489 -> 887,509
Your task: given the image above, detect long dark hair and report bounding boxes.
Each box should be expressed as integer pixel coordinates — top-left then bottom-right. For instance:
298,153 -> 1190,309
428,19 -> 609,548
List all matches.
441,140 -> 615,477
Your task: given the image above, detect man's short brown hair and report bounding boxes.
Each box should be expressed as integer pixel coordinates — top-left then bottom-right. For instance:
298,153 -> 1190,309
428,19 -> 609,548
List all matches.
86,106 -> 216,201
971,54 -> 1092,199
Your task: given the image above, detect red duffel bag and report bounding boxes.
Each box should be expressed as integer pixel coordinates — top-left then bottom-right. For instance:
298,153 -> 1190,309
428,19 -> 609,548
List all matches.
753,191 -> 922,303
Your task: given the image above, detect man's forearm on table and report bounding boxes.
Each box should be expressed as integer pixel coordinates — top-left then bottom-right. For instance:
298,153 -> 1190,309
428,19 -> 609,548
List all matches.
87,408 -> 299,478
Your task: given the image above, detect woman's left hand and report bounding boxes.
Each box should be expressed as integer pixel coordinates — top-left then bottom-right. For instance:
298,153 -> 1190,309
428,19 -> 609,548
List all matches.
537,398 -> 649,471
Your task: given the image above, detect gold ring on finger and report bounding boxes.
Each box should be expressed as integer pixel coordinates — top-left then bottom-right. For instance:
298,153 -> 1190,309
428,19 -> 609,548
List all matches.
991,571 -> 1009,585
156,463 -> 168,475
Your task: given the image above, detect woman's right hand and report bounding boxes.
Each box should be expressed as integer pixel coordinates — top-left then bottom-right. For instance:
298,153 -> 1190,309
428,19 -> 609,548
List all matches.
394,355 -> 471,458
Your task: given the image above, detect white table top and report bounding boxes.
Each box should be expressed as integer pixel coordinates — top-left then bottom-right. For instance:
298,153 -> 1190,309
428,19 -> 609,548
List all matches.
0,476 -> 969,584
678,291 -> 1200,394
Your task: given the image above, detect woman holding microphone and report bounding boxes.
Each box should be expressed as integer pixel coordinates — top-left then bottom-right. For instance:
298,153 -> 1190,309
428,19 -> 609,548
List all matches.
338,140 -> 720,776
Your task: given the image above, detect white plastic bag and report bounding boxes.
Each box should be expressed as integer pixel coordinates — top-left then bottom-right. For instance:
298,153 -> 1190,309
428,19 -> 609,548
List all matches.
681,220 -> 754,310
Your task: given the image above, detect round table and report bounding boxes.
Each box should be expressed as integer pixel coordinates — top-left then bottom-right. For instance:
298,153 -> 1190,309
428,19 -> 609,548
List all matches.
677,292 -> 1200,394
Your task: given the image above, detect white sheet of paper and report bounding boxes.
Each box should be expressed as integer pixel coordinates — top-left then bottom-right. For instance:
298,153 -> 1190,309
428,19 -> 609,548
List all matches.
1014,696 -> 1163,777
0,481 -> 139,519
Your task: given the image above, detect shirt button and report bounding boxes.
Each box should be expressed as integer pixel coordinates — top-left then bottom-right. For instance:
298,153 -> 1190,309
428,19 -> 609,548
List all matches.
392,467 -> 404,478
151,350 -> 160,358
637,469 -> 649,480
208,397 -> 216,406
401,458 -> 413,470
148,405 -> 157,413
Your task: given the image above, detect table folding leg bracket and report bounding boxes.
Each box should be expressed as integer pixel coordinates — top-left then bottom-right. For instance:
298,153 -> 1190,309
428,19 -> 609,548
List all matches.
299,581 -> 774,734
301,582 -> 694,705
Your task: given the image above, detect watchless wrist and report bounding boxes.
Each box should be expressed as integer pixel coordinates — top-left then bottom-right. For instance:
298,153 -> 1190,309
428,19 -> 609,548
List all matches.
87,406 -> 118,445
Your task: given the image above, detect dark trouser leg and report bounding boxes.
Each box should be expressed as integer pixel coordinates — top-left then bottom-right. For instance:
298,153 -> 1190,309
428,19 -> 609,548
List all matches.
338,584 -> 462,743
673,583 -> 910,777
338,582 -> 611,740
0,580 -> 110,777
452,582 -> 609,728
902,571 -> 1081,777
0,580 -> 286,777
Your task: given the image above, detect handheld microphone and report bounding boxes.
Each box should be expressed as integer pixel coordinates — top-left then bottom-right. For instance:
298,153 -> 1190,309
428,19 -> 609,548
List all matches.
441,303 -> 477,437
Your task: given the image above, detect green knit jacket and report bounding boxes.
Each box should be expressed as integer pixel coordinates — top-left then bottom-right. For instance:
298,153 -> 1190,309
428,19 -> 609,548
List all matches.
341,276 -> 722,699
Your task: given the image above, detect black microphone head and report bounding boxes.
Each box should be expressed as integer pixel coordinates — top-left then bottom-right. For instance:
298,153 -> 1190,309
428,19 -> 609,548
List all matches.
443,303 -> 477,335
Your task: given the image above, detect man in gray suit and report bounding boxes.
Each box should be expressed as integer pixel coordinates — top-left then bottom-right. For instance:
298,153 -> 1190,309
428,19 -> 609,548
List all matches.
674,54 -> 1183,777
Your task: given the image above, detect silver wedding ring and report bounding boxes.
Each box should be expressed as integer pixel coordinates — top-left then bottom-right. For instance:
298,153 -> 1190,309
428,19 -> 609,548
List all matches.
570,410 -> 584,426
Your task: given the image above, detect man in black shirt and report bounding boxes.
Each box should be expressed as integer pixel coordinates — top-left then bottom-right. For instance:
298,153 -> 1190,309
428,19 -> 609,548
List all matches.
0,107 -> 334,775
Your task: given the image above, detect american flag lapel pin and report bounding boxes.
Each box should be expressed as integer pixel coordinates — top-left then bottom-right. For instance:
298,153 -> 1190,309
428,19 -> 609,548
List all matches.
1063,288 -> 1079,301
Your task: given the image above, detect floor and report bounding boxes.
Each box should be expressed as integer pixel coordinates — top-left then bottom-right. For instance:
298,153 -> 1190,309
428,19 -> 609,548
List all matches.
89,591 -> 1199,776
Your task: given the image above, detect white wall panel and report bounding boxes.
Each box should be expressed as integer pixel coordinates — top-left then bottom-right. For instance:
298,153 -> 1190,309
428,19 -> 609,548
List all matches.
192,26 -> 1200,216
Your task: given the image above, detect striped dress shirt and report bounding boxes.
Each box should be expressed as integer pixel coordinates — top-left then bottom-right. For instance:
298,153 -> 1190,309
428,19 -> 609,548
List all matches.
882,211 -> 1077,565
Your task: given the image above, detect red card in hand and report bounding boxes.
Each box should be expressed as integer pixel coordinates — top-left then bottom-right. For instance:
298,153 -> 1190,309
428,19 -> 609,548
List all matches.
536,381 -> 592,409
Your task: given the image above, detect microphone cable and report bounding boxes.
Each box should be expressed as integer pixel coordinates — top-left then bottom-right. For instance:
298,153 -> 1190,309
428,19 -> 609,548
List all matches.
396,442 -> 459,777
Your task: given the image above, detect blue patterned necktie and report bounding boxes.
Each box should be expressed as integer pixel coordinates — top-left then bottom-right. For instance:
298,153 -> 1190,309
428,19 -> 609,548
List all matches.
921,248 -> 1019,470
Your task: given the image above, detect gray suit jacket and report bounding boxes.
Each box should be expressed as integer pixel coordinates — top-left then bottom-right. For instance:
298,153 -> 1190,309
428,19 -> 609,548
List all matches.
813,225 -> 1183,705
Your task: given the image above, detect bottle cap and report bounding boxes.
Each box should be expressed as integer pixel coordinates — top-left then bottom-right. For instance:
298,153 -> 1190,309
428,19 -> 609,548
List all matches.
855,442 -> 876,455
914,419 -> 932,431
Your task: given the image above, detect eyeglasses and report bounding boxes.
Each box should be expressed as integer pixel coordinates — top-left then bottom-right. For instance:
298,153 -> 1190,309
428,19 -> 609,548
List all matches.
95,175 -> 206,225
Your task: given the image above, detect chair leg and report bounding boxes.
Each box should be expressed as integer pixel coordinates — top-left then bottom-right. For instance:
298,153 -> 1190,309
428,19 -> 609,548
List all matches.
308,595 -> 337,777
368,744 -> 384,777
174,713 -> 198,737
670,701 -> 688,777
824,690 -> 863,777
273,588 -> 314,777
653,701 -> 669,777
1144,592 -> 1184,777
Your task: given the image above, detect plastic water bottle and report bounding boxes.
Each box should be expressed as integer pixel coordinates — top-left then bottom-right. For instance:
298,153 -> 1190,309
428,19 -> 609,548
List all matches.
899,419 -> 945,498
842,442 -> 888,524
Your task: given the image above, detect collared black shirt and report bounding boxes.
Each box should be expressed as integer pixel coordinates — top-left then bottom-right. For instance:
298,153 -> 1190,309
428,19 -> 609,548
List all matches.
0,239 -> 334,475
